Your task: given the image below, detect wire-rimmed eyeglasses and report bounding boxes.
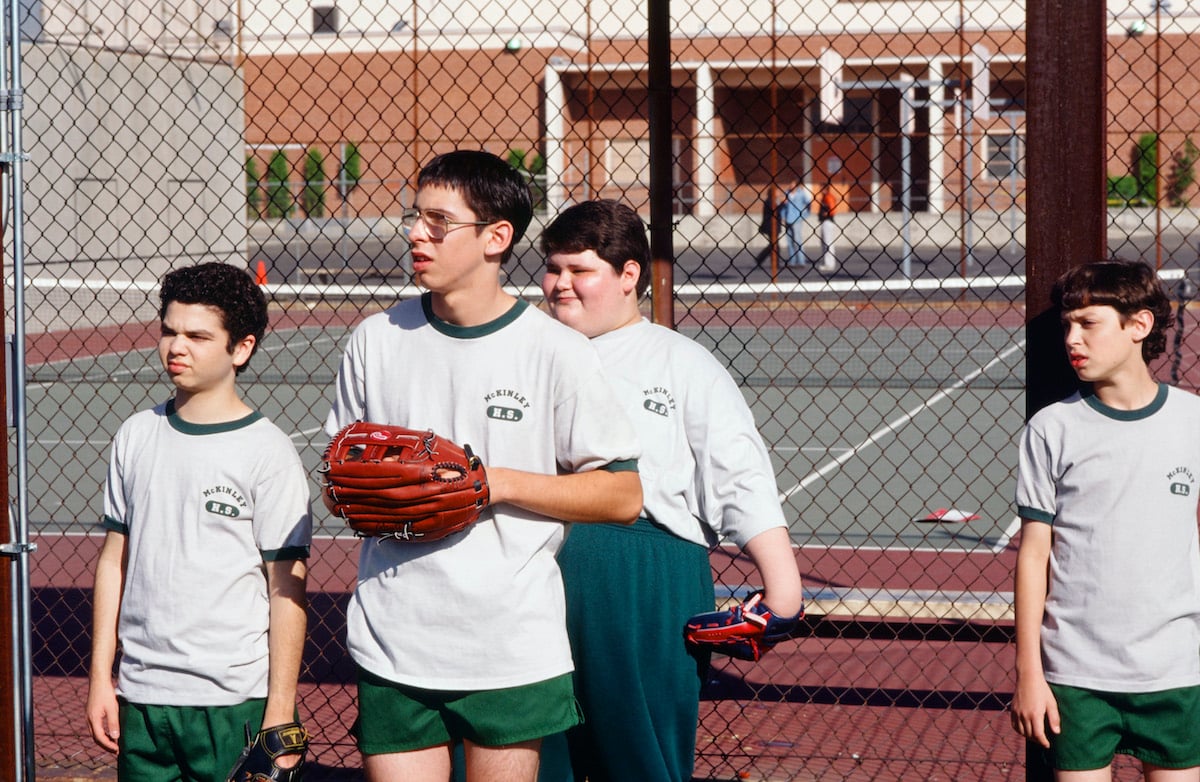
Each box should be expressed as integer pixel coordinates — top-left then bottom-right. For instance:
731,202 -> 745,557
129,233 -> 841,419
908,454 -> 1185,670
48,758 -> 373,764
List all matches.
400,208 -> 493,239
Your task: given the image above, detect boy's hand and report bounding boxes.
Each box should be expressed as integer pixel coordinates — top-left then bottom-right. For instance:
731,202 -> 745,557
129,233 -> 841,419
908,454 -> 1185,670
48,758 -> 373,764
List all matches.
1010,674 -> 1060,748
225,721 -> 308,782
684,590 -> 805,661
85,677 -> 120,753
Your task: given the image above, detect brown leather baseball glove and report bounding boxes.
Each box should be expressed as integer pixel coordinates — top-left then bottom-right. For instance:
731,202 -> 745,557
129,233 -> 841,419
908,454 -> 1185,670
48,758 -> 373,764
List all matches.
319,422 -> 490,542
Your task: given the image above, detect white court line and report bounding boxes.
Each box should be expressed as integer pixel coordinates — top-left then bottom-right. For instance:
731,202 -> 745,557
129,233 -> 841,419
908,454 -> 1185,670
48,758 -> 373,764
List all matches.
991,515 -> 1023,554
27,438 -> 112,446
773,445 -> 852,455
780,336 -> 1027,504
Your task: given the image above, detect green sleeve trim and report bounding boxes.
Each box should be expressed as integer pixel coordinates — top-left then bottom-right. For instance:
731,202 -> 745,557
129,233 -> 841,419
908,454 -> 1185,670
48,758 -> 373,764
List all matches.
101,515 -> 128,534
262,545 -> 310,562
602,459 -> 639,473
1017,506 -> 1054,524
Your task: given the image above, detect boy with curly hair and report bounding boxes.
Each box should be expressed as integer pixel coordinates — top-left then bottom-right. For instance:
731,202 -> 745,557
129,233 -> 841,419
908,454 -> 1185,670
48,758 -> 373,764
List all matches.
87,262 -> 311,781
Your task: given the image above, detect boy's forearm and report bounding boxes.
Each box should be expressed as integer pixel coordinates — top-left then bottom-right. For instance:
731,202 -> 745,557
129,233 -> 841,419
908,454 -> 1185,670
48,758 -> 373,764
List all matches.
90,534 -> 125,682
1013,521 -> 1051,679
262,559 -> 307,727
486,467 -> 642,524
742,527 -> 804,616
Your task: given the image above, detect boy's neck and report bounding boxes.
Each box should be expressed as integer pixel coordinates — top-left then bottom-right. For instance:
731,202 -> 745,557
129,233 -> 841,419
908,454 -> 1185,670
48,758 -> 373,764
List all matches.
171,385 -> 253,424
429,282 -> 516,328
1090,367 -> 1161,411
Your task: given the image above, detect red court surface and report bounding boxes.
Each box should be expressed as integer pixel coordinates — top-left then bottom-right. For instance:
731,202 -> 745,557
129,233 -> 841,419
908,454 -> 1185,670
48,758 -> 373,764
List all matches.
33,534 -> 1022,781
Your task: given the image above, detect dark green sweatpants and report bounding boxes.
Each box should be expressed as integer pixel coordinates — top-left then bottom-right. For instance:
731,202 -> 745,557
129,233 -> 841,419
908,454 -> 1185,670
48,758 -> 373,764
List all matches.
538,519 -> 715,782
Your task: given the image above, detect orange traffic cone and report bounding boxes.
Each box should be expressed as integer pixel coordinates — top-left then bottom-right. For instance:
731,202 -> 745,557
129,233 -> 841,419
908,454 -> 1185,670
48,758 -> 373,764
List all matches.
255,260 -> 268,285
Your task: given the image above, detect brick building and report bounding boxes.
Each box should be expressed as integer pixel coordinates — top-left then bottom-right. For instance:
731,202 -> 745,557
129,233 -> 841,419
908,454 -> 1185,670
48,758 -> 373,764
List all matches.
239,0 -> 1200,217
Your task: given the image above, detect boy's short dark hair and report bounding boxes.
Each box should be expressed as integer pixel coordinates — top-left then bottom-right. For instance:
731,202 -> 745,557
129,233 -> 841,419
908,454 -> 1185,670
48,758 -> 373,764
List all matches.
159,262 -> 268,373
1052,259 -> 1172,361
540,200 -> 651,297
417,150 -> 533,264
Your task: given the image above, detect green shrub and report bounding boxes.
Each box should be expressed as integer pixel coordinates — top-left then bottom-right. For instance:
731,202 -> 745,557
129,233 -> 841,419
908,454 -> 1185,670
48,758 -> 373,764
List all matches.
342,141 -> 363,191
1167,137 -> 1199,207
1131,132 -> 1158,205
1107,175 -> 1138,205
301,148 -> 327,219
506,147 -> 547,212
245,156 -> 263,219
266,149 -> 293,219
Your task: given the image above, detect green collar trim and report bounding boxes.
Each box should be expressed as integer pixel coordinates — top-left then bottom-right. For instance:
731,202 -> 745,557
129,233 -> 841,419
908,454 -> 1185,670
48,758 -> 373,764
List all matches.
1082,383 -> 1168,421
421,292 -> 527,338
165,399 -> 263,435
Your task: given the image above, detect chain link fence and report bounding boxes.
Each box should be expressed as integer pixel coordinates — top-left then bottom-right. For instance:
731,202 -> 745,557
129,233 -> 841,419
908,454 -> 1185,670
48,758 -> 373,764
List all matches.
17,0 -> 1200,779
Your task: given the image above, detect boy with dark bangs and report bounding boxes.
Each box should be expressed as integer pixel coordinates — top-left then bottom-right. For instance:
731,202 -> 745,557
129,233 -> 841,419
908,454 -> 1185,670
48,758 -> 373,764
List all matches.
1013,260 -> 1200,781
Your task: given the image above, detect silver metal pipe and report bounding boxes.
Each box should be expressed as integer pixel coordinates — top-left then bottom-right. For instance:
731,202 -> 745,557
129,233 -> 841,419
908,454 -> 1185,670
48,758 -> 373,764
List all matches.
3,2 -> 33,779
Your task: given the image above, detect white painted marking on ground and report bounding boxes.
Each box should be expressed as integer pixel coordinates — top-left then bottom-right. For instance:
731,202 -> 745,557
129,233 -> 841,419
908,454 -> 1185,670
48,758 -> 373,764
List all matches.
779,337 -> 1026,503
992,515 -> 1023,553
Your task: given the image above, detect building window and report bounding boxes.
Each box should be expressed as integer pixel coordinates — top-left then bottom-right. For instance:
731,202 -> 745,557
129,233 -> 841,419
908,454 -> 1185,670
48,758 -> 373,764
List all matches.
608,139 -> 650,186
992,78 -> 1027,116
313,6 -> 339,35
812,94 -> 873,134
986,133 -> 1024,180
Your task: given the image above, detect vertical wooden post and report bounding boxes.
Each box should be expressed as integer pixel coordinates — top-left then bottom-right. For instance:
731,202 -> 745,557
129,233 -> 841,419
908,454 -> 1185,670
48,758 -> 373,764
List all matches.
647,0 -> 674,328
1025,0 -> 1105,418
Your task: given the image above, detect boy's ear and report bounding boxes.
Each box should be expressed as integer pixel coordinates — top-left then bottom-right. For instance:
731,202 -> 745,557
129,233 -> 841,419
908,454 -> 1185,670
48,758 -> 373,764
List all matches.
483,220 -> 515,259
619,259 -> 641,295
231,334 -> 257,368
1126,308 -> 1155,342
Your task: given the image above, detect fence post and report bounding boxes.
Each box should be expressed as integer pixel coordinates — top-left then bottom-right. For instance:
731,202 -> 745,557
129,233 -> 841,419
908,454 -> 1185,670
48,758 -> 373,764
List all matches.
1025,1 -> 1106,779
647,0 -> 674,329
1025,0 -> 1104,414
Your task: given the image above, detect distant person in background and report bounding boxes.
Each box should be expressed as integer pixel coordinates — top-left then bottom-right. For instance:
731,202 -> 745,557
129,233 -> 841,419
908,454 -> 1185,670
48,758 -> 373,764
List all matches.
778,179 -> 812,269
754,184 -> 781,268
816,184 -> 838,274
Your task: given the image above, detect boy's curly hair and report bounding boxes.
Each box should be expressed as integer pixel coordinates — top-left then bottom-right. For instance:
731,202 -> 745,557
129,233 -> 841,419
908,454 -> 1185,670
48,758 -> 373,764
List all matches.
1052,260 -> 1172,361
159,262 -> 268,373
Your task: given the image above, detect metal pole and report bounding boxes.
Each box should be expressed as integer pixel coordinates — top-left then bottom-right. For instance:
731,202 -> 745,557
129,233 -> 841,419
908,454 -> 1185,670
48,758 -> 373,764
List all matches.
647,0 -> 673,328
1154,1 -> 1162,269
1009,111 -> 1019,257
900,79 -> 914,279
0,170 -> 17,782
768,0 -> 779,281
0,0 -> 33,777
585,1 -> 595,201
410,0 -> 420,176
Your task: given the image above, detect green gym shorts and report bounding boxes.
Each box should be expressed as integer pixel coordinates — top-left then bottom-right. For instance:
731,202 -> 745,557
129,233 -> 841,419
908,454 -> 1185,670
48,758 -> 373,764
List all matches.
117,698 -> 265,782
354,667 -> 581,754
1048,683 -> 1200,771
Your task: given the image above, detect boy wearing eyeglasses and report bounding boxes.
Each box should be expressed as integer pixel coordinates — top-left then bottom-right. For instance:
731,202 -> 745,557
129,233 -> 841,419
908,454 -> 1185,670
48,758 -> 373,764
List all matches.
325,150 -> 642,782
